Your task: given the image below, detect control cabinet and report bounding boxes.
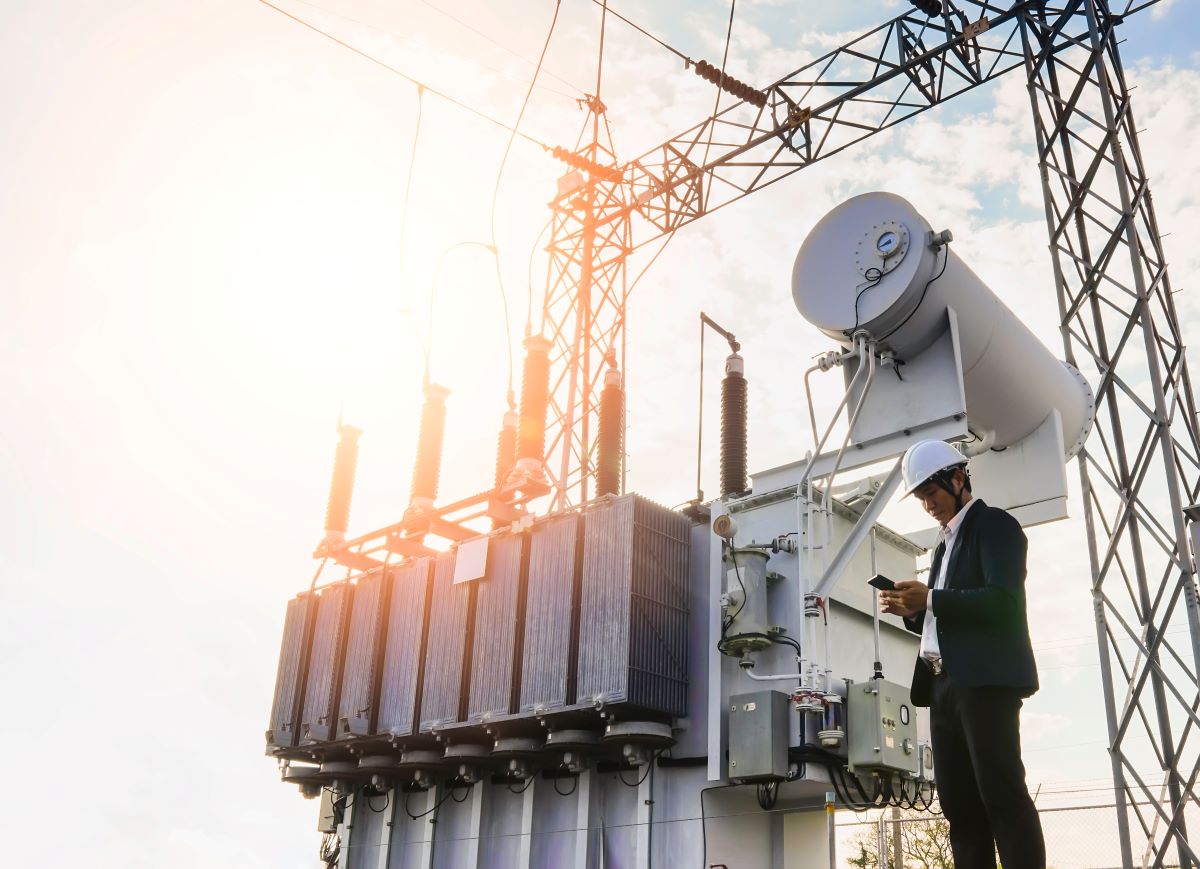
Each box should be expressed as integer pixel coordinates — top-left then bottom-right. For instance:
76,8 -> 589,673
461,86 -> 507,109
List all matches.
728,690 -> 790,781
846,679 -> 919,775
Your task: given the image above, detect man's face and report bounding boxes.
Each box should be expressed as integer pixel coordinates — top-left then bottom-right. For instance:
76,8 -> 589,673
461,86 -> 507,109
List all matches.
913,471 -> 963,526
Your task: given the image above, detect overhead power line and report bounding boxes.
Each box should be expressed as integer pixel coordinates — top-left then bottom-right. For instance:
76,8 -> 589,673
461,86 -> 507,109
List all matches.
254,0 -> 553,151
489,0 -> 564,404
585,0 -> 691,64
286,0 -> 586,100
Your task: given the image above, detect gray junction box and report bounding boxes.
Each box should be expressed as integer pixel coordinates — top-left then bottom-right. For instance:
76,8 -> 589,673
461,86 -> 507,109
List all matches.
728,690 -> 790,781
846,678 -> 919,776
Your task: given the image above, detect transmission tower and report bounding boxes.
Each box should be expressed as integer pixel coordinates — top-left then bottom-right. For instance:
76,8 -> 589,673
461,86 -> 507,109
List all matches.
539,1 -> 1198,865
1024,3 -> 1200,865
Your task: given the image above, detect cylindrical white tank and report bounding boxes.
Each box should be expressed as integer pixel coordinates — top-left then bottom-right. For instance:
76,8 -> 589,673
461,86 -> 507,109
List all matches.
792,191 -> 1092,456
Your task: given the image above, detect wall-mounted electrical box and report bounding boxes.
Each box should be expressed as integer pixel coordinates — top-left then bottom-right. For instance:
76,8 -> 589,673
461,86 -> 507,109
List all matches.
846,679 -> 919,775
728,690 -> 790,782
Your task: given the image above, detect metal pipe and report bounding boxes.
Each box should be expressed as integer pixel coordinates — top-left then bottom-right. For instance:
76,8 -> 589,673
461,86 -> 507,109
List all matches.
811,460 -> 903,601
794,335 -> 873,498
744,663 -> 802,682
871,528 -> 883,679
826,791 -> 837,868
821,336 -> 877,517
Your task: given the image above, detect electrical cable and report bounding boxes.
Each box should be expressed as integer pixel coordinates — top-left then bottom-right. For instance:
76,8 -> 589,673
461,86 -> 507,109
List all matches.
450,781 -> 472,803
413,0 -> 583,97
851,267 -> 883,335
365,788 -> 390,813
404,782 -> 457,819
488,0 -> 562,407
284,0 -> 582,100
879,243 -> 949,342
526,216 -> 553,335
308,556 -> 329,594
254,0 -> 552,152
507,774 -> 535,795
700,0 -> 739,173
720,541 -> 749,634
618,750 -> 661,787
701,783 -> 740,869
584,0 -> 691,64
423,239 -> 498,384
553,771 -> 579,796
756,781 -> 779,810
397,85 -> 423,293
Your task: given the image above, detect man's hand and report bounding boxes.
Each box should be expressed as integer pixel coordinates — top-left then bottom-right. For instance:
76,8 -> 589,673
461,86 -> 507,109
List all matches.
881,579 -> 929,618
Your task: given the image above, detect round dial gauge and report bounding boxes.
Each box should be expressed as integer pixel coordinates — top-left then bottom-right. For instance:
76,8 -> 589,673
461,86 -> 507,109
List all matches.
877,230 -> 901,257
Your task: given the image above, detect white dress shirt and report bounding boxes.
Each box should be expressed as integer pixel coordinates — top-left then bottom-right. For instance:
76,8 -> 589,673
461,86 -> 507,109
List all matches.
920,497 -> 977,662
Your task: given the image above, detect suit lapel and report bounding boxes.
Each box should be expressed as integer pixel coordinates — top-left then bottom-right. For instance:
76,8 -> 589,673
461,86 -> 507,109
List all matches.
944,499 -> 984,589
929,540 -> 945,584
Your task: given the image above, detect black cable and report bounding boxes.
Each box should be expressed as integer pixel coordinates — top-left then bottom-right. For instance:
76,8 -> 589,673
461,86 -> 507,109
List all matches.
618,750 -> 660,787
254,0 -> 552,151
404,783 -> 457,819
879,243 -> 949,343
553,772 -> 579,796
701,783 -> 740,869
755,781 -> 779,810
450,781 -> 472,802
584,0 -> 691,64
365,788 -> 390,813
507,774 -> 535,794
724,543 -> 749,631
700,0 -> 739,171
850,267 -> 883,335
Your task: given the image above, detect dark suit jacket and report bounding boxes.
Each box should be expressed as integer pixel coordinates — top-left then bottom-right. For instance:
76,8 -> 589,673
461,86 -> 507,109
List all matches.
903,499 -> 1038,707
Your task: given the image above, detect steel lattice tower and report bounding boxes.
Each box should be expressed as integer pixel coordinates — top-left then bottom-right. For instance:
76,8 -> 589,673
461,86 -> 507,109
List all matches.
538,1 -> 1198,864
1023,3 -> 1200,865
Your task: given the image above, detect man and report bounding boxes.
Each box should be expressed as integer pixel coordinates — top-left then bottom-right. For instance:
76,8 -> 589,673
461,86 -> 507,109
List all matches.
881,439 -> 1045,869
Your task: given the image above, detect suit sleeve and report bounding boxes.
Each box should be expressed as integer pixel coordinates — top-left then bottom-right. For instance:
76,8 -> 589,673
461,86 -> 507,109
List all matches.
929,509 -> 1027,628
903,611 -> 925,635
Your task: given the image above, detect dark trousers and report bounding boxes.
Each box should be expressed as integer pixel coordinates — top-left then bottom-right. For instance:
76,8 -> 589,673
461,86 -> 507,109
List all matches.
930,671 -> 1046,869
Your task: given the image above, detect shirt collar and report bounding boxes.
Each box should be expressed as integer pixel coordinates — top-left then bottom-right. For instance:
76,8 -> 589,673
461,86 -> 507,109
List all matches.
943,496 -> 977,538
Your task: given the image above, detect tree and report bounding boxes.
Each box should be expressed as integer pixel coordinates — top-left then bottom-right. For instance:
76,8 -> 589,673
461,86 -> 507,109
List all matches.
847,810 -> 954,869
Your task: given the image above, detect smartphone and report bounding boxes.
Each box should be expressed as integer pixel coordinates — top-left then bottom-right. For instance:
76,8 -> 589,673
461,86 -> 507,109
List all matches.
867,574 -> 896,591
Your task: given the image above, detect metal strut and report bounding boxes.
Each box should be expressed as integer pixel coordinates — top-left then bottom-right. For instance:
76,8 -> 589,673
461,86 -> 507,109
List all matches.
539,2 -> 1194,865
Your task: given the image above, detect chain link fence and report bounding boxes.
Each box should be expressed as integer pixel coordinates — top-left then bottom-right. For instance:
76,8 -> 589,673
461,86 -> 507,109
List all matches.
836,802 -> 1199,868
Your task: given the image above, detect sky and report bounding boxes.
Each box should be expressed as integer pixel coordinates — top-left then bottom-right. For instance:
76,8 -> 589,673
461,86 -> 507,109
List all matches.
2,1 -> 1199,866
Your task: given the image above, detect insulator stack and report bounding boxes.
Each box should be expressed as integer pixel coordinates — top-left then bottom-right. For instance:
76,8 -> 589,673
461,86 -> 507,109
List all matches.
516,335 -> 552,475
323,423 -> 363,544
596,366 -> 624,497
494,410 -> 519,488
550,145 -> 623,182
692,60 -> 767,108
720,352 -> 748,499
409,382 -> 450,510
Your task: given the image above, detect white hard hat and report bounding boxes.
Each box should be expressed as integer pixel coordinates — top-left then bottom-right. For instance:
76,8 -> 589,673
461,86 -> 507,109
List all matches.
901,440 -> 967,496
